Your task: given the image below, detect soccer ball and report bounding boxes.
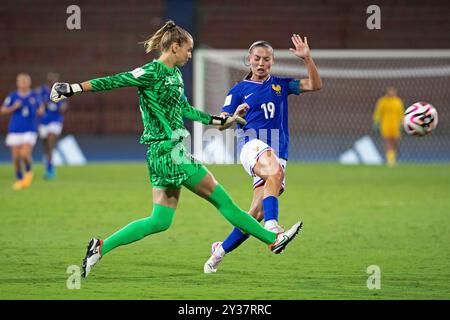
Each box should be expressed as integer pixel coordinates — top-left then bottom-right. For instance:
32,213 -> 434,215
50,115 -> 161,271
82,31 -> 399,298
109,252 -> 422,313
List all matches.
402,102 -> 438,136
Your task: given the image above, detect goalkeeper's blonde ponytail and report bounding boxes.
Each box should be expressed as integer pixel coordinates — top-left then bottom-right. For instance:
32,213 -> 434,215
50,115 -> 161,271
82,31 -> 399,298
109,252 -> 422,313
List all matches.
142,20 -> 192,54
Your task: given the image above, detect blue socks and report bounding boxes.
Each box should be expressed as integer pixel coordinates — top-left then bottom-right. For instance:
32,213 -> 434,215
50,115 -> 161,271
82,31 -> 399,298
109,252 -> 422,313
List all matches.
47,161 -> 53,172
222,227 -> 250,253
221,196 -> 279,254
16,170 -> 23,180
25,163 -> 32,172
262,196 -> 278,222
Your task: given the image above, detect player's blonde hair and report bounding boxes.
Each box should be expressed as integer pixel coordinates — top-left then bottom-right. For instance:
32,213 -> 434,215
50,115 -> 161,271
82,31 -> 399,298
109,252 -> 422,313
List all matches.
244,40 -> 274,80
142,20 -> 193,54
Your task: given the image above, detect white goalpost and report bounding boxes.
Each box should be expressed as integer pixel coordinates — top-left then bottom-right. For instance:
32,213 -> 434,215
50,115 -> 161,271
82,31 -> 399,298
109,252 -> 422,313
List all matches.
193,49 -> 450,163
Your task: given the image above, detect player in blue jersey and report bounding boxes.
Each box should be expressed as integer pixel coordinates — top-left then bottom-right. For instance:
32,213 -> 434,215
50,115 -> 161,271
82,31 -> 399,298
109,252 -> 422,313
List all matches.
204,35 -> 322,273
1,73 -> 44,190
36,72 -> 68,179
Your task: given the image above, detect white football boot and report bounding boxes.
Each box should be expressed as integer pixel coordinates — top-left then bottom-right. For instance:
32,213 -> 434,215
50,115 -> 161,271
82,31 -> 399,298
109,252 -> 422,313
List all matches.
269,221 -> 303,254
81,238 -> 103,278
203,241 -> 224,274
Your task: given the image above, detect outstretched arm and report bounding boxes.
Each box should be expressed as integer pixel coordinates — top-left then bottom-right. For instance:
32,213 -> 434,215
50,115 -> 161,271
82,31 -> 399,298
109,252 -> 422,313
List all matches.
50,66 -> 155,102
181,96 -> 213,125
181,97 -> 246,128
290,34 -> 322,92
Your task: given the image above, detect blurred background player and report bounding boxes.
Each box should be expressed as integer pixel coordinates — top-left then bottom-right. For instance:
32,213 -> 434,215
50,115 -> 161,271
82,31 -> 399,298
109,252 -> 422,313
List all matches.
49,20 -> 302,278
204,35 -> 321,273
36,72 -> 68,179
1,73 -> 43,190
373,87 -> 405,167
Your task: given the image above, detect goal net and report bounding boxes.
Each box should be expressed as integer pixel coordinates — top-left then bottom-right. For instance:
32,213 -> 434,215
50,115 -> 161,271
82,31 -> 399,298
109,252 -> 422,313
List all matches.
193,49 -> 450,164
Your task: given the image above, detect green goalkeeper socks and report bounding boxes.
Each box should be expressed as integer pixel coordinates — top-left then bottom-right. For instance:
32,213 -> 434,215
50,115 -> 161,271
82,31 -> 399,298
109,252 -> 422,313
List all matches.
100,165 -> 276,256
207,184 -> 276,245
100,204 -> 175,256
182,166 -> 276,244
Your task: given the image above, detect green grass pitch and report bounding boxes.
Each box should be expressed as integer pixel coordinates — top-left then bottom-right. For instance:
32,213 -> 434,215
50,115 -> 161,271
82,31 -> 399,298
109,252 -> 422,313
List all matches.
0,163 -> 449,299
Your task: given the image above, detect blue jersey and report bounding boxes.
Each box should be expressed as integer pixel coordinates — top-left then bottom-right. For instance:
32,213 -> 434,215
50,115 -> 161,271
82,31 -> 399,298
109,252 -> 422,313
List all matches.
36,85 -> 65,124
222,75 -> 300,160
3,91 -> 41,133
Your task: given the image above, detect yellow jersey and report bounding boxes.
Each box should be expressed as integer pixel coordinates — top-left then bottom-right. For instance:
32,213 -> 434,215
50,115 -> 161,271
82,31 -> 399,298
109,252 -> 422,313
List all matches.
373,96 -> 404,138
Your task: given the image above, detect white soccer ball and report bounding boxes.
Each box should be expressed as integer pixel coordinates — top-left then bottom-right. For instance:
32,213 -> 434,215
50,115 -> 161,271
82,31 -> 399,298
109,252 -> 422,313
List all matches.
402,102 -> 438,136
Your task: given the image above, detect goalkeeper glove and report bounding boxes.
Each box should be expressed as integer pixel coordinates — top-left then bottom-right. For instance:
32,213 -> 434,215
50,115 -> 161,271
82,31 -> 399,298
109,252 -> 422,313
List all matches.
209,114 -> 247,127
50,83 -> 83,102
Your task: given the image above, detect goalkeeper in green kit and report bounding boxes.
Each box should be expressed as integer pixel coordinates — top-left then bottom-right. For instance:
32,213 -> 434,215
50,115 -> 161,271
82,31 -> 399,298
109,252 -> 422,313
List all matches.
50,20 -> 302,278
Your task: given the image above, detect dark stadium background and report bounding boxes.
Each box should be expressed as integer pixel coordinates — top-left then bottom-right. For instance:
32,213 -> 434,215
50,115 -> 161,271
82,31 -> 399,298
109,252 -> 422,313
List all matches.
1,0 -> 449,162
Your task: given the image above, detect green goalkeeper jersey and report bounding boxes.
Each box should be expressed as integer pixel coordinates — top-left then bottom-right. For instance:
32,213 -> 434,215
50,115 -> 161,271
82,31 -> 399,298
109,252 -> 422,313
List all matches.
90,59 -> 211,144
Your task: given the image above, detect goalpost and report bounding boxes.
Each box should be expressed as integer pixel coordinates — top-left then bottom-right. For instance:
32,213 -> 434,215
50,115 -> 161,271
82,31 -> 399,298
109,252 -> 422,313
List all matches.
193,49 -> 450,163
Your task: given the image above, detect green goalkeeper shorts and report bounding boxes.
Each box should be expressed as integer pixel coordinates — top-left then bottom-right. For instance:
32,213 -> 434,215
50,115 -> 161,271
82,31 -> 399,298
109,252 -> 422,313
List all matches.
146,140 -> 203,189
